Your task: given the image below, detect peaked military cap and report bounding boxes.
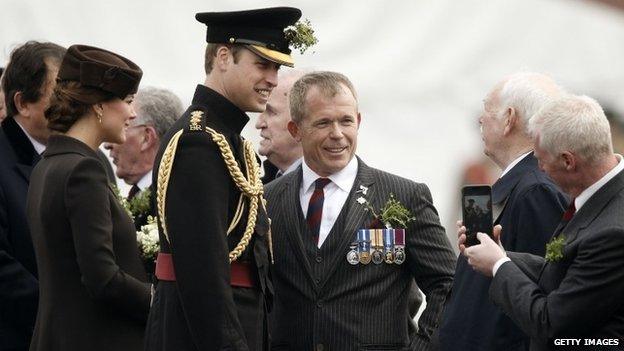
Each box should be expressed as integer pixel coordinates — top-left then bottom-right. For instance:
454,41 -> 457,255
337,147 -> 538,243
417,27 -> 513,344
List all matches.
57,44 -> 143,98
195,7 -> 302,67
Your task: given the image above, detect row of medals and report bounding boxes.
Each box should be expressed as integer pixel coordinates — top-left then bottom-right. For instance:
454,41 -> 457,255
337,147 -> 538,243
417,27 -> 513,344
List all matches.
347,229 -> 406,265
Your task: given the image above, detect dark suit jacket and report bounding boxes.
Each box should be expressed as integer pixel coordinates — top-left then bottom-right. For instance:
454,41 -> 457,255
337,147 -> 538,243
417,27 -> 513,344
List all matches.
440,153 -> 567,351
145,85 -> 272,351
490,167 -> 624,351
261,159 -> 279,185
264,159 -> 456,351
0,117 -> 40,351
27,135 -> 150,351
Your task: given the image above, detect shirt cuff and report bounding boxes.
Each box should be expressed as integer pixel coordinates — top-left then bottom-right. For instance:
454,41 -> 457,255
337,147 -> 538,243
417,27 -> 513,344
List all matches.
493,257 -> 511,276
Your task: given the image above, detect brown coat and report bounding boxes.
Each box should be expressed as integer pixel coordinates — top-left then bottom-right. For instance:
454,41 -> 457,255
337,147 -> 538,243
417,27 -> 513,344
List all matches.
27,135 -> 150,351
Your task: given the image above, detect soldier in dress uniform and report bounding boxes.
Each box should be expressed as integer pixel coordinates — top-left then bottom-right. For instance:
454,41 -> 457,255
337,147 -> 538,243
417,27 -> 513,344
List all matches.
144,7 -> 312,351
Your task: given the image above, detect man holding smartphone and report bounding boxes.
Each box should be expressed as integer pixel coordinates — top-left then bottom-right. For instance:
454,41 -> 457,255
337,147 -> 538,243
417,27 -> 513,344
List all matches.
440,72 -> 568,351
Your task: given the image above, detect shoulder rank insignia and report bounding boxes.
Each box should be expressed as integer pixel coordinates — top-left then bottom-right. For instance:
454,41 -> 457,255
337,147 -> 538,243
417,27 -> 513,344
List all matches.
189,110 -> 204,131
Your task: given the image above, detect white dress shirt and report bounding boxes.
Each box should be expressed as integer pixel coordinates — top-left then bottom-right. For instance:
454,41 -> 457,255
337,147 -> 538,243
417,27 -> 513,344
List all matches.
136,171 -> 152,191
300,157 -> 358,248
499,151 -> 532,178
277,157 -> 303,178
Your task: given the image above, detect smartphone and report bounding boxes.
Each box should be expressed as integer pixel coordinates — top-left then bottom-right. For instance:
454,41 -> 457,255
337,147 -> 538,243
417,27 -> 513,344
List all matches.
461,185 -> 493,247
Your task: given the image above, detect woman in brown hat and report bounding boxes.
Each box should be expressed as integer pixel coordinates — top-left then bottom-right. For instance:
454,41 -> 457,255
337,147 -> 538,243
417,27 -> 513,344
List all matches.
26,45 -> 150,351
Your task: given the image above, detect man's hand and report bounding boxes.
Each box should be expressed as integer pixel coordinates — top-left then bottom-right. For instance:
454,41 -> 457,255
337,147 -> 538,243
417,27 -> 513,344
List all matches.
456,220 -> 466,252
460,225 -> 505,277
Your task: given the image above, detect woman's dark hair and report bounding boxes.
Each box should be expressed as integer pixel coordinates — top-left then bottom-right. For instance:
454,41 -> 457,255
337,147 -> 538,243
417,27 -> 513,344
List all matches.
45,81 -> 115,133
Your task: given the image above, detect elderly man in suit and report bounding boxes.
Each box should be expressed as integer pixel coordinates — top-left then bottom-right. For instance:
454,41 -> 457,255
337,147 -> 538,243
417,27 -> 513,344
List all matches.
264,71 -> 456,350
104,87 -> 182,228
255,70 -> 304,184
462,94 -> 624,350
440,73 -> 568,351
0,41 -> 65,351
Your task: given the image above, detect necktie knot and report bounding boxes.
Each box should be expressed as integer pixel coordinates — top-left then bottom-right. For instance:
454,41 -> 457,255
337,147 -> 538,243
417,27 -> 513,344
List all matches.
314,178 -> 331,190
562,198 -> 576,221
128,184 -> 141,200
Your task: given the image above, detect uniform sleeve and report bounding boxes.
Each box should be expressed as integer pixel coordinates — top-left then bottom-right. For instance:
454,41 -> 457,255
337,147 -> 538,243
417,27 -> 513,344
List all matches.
490,228 -> 624,339
405,183 -> 457,348
163,131 -> 246,350
65,157 -> 150,322
0,185 -> 38,328
508,183 -> 566,254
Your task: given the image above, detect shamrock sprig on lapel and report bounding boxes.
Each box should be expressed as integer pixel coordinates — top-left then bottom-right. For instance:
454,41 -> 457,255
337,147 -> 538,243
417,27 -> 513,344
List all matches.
111,183 -> 152,221
356,187 -> 415,229
545,235 -> 565,262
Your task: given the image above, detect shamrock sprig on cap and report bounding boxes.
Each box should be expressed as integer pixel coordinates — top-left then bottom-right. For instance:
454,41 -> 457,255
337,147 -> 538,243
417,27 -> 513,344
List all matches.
285,19 -> 318,54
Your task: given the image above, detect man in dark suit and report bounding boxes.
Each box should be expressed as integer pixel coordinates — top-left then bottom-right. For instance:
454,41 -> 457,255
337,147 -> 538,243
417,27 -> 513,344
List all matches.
440,72 -> 568,351
104,87 -> 183,229
144,7 -> 310,351
264,71 -> 456,350
0,41 -> 65,351
462,94 -> 624,350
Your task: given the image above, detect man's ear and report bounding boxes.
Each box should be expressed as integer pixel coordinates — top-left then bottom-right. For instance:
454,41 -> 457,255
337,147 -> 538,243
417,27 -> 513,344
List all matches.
215,45 -> 232,71
503,107 -> 517,136
288,120 -> 301,141
13,92 -> 29,116
356,112 -> 362,129
561,151 -> 576,171
141,126 -> 158,152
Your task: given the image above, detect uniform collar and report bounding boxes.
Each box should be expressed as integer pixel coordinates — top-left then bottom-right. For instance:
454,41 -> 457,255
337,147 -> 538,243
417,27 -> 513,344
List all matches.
192,84 -> 250,134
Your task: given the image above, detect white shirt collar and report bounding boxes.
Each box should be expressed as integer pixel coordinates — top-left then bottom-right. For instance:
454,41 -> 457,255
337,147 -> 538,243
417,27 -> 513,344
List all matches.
575,154 -> 624,211
499,151 -> 532,178
15,119 -> 46,155
301,156 -> 359,193
279,157 -> 303,177
136,171 -> 152,190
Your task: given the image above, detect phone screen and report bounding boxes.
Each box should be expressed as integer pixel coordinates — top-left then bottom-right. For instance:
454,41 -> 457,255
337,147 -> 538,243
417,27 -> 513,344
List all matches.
462,185 -> 493,246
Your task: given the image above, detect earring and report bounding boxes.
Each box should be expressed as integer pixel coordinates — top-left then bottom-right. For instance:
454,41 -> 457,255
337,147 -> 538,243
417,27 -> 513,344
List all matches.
97,112 -> 103,124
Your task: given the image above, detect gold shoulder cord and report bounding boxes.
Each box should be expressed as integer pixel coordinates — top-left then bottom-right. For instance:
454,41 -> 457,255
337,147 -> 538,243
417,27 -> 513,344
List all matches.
157,111 -> 273,263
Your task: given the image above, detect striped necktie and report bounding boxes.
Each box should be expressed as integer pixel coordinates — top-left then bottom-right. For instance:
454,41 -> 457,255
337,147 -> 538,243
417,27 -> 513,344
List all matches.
306,178 -> 331,244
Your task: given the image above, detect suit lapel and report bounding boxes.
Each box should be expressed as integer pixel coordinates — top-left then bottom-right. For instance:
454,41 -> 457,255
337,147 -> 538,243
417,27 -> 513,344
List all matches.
15,163 -> 33,182
319,160 -> 376,289
560,168 -> 624,244
538,168 -> 624,281
282,167 -> 317,284
492,153 -> 536,223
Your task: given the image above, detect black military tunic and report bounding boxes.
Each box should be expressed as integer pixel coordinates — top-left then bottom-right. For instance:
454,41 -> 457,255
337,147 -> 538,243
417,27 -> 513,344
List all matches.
145,85 -> 272,351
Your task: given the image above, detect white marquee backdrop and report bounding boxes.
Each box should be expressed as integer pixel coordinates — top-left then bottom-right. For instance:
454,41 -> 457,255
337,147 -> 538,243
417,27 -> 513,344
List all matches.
2,0 -> 624,246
